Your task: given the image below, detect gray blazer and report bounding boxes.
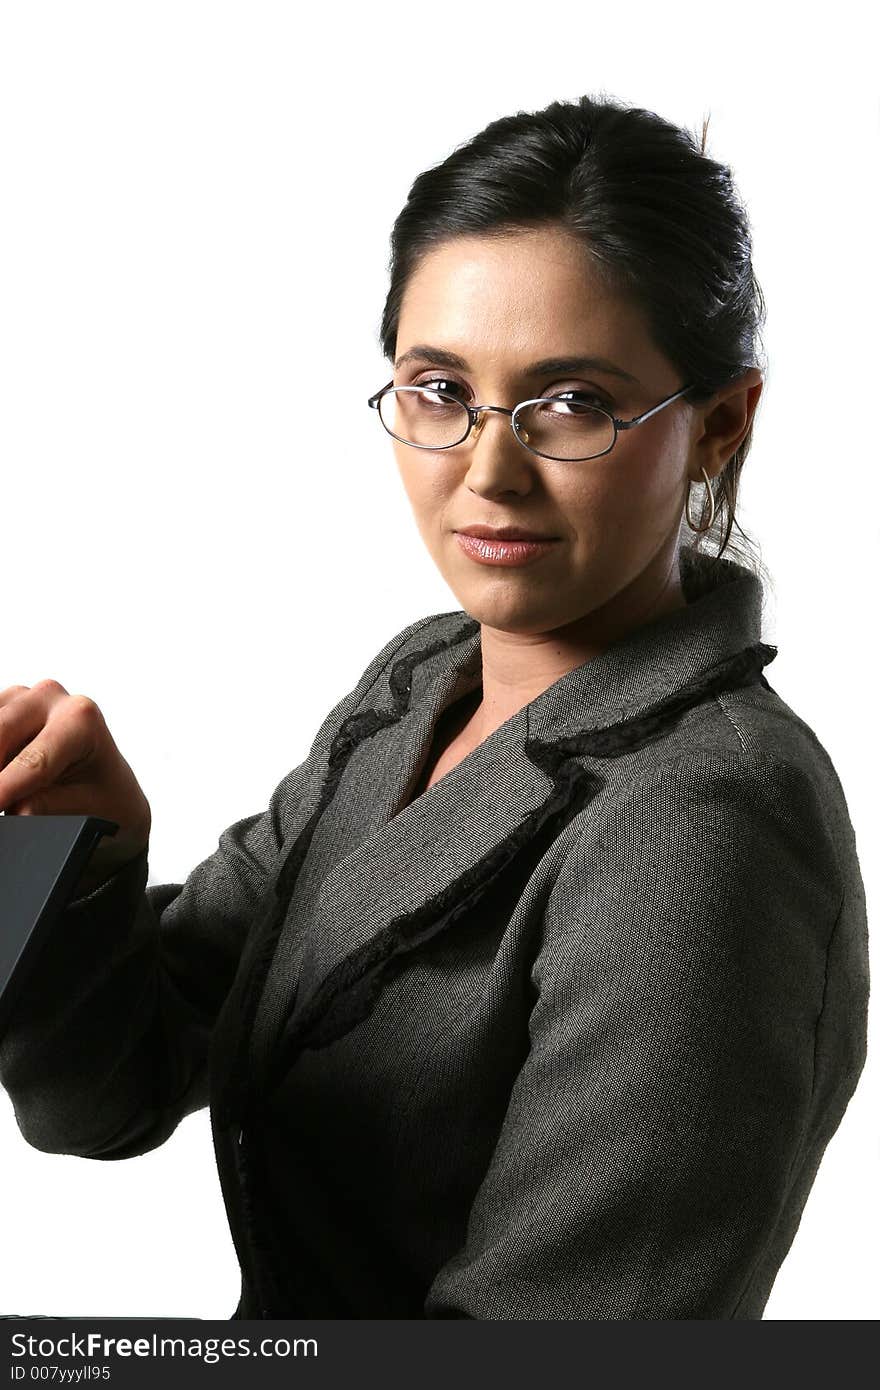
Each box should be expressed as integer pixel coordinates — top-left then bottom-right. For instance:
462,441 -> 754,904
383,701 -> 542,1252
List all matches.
0,544 -> 869,1319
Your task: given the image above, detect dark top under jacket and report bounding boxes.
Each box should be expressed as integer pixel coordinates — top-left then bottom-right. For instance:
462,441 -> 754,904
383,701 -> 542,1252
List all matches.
0,544 -> 870,1319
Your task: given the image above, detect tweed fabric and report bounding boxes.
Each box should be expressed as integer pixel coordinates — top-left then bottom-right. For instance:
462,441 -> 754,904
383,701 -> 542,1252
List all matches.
0,544 -> 869,1319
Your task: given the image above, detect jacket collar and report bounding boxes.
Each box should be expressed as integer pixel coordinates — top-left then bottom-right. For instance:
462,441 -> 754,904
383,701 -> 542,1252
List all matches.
212,544 -> 776,1125
398,542 -> 770,744
246,545 -> 775,1094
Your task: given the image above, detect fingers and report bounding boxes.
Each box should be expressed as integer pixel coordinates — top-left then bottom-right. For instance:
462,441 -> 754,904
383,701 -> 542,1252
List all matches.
6,783 -> 107,817
0,678 -> 70,708
0,685 -> 32,705
0,682 -> 99,815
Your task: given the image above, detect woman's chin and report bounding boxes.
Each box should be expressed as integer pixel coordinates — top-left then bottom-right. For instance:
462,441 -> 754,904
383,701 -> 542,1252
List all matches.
452,583 -> 567,635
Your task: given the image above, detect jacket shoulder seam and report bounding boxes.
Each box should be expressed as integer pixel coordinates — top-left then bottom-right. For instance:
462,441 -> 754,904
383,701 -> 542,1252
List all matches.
714,691 -> 748,753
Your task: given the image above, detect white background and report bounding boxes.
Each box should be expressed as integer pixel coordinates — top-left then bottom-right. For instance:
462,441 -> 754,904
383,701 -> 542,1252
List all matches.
0,0 -> 877,1320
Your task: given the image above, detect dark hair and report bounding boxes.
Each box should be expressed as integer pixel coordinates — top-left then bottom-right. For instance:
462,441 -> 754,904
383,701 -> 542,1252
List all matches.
378,92 -> 769,582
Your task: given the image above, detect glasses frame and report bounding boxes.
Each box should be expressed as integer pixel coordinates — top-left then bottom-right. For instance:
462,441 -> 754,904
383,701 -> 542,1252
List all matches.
367,378 -> 695,462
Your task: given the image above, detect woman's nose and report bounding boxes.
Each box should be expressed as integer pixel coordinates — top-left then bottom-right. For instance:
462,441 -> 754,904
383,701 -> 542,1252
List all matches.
463,410 -> 537,493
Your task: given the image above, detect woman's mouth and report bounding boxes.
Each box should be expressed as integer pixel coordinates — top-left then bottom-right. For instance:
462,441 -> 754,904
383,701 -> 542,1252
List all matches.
453,532 -> 560,567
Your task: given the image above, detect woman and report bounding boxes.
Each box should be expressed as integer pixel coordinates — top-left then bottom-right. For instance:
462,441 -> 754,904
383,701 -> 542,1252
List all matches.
0,93 -> 869,1320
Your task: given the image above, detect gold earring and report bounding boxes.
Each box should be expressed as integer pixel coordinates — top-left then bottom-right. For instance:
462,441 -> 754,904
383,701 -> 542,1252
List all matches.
686,466 -> 715,533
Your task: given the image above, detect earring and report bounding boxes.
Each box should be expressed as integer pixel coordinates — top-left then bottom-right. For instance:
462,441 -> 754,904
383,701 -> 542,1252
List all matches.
686,466 -> 715,534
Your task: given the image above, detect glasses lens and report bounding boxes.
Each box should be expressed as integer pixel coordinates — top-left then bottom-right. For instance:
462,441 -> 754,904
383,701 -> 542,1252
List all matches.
378,386 -> 470,448
377,388 -> 615,459
515,398 -> 615,460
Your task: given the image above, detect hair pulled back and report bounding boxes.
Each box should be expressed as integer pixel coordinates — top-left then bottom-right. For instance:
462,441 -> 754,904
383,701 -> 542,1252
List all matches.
378,92 -> 768,576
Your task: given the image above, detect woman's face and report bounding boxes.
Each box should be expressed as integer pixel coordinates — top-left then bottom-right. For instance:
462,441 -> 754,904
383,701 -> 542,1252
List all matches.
390,226 -> 758,642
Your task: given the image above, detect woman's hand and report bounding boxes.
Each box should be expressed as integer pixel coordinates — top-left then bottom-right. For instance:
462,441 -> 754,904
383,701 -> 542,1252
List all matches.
0,679 -> 152,892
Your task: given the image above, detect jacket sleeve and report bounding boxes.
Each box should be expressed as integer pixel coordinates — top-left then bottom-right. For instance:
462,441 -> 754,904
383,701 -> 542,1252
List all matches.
0,616 -> 435,1162
423,749 -> 854,1320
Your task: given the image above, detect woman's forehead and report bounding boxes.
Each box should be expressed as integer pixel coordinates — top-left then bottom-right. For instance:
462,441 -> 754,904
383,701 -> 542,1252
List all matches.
404,229 -> 614,303
397,231 -> 651,357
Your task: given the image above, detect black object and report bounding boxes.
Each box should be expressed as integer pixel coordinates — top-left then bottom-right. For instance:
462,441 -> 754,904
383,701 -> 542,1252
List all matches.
0,814 -> 119,1040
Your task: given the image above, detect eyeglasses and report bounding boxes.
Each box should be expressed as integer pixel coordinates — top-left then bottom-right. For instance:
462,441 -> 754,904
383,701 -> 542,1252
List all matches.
367,378 -> 694,462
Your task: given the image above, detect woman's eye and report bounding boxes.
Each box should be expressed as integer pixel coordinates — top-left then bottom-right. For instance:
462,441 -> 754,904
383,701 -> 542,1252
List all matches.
409,378 -> 612,410
414,377 -> 466,398
549,388 -> 612,410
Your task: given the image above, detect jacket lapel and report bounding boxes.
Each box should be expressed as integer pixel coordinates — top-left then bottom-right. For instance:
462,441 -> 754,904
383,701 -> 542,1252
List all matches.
287,701 -> 557,1005
234,547 -> 779,1111
247,623 -> 588,1099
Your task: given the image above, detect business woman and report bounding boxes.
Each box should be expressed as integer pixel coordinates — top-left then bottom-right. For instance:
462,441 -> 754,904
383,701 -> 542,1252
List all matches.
0,92 -> 869,1319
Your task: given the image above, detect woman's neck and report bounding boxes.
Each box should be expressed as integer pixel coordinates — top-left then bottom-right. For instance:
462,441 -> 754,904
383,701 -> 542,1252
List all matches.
470,559 -> 687,738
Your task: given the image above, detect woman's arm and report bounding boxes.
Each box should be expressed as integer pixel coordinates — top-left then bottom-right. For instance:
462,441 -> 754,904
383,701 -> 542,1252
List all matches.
0,616 -> 435,1162
423,750 -> 866,1319
0,760 -> 310,1161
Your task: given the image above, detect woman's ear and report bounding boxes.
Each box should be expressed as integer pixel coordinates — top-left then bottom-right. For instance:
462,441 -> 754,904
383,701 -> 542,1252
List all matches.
692,368 -> 764,475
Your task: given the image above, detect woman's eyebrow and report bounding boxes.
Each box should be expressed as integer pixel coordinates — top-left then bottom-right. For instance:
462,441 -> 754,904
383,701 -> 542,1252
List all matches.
393,344 -> 642,386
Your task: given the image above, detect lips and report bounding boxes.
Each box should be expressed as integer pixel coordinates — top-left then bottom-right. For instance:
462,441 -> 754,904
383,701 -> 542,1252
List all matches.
455,525 -> 557,541
453,529 -> 560,568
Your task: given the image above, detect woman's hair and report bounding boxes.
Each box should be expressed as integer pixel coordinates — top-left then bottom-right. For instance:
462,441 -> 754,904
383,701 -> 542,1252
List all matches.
378,92 -> 769,581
